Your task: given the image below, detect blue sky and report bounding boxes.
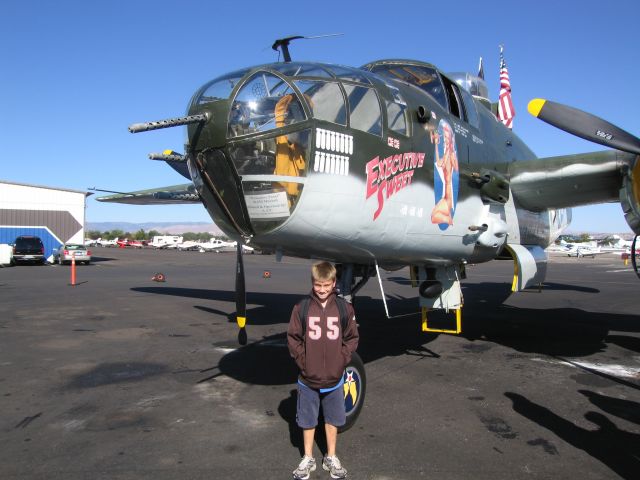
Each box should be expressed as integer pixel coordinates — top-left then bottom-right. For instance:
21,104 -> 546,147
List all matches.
2,0 -> 638,233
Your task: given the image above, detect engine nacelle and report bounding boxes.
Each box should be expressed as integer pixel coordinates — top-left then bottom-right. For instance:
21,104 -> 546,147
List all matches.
620,156 -> 640,234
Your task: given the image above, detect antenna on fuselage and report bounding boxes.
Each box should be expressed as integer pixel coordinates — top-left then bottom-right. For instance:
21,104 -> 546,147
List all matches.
271,33 -> 343,62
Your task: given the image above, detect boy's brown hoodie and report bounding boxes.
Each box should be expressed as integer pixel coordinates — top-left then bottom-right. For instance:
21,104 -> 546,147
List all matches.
287,292 -> 359,389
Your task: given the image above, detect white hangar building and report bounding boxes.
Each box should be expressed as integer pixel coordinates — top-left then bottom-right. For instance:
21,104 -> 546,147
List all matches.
0,180 -> 91,262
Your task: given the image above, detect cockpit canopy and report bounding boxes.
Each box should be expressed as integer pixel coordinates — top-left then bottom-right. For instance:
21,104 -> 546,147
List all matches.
191,62 -> 389,140
447,72 -> 489,99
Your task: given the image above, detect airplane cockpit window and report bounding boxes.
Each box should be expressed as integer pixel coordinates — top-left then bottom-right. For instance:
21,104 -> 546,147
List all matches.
294,80 -> 347,125
228,71 -> 307,138
270,63 -> 333,78
227,128 -> 311,233
326,65 -> 373,84
343,84 -> 382,136
196,68 -> 250,105
457,86 -> 480,129
367,64 -> 448,111
441,75 -> 465,121
385,86 -> 409,136
443,77 -> 466,120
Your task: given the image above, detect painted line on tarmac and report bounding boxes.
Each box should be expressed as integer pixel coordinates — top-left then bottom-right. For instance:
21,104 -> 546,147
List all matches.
215,347 -> 237,354
533,357 -> 640,379
214,339 -> 286,354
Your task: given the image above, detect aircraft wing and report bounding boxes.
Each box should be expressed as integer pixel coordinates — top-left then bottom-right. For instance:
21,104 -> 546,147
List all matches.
95,183 -> 200,205
509,150 -> 638,222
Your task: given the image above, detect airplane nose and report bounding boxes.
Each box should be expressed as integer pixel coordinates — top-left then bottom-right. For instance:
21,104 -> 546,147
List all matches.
186,69 -> 313,240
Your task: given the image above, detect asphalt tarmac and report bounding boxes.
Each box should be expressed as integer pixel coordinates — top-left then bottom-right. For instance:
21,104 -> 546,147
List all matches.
1,248 -> 638,479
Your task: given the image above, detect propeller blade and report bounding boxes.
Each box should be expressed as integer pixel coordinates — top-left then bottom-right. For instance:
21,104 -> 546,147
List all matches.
235,243 -> 247,345
528,99 -> 640,155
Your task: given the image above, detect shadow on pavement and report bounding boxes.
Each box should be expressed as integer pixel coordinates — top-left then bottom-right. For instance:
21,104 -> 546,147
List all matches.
505,392 -> 640,480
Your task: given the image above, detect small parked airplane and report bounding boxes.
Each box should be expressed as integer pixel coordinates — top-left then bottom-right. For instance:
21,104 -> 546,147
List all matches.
97,238 -> 118,247
197,238 -> 236,252
562,244 -> 603,258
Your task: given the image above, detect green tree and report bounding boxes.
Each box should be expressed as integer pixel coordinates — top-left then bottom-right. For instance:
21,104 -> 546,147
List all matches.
86,230 -> 102,239
134,229 -> 146,240
108,229 -> 125,240
182,232 -> 198,241
578,233 -> 591,243
148,229 -> 161,239
599,235 -> 615,246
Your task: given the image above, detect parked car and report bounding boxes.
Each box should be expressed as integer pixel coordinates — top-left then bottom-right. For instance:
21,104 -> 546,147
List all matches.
53,244 -> 92,265
12,236 -> 46,264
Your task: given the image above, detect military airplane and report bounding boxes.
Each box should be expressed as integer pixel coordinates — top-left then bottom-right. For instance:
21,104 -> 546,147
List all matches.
97,38 -> 640,429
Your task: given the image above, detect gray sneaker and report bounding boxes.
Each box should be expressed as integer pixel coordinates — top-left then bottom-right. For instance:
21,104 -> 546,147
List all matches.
293,455 -> 316,480
322,455 -> 347,479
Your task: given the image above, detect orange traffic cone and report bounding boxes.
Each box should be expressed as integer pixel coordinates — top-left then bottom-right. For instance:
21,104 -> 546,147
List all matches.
70,254 -> 76,286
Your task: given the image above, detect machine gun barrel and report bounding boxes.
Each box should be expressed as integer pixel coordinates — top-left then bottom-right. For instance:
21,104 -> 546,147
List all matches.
148,151 -> 186,162
128,113 -> 209,133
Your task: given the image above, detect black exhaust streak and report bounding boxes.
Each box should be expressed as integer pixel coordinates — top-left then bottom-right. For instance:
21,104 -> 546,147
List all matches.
479,415 -> 518,439
527,438 -> 559,455
15,412 -> 42,429
66,362 -> 168,389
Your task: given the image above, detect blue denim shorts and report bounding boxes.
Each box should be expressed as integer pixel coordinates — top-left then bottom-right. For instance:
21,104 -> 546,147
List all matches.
296,383 -> 346,429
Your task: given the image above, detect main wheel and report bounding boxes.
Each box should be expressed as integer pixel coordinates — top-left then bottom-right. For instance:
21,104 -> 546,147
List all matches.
339,351 -> 366,432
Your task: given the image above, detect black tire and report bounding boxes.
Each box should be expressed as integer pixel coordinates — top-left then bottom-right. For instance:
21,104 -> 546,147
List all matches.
339,351 -> 366,433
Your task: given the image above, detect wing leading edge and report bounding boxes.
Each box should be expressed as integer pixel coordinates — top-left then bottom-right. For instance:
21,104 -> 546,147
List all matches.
95,183 -> 200,205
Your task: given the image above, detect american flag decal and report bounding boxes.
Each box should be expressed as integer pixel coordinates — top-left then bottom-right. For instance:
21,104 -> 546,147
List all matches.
498,46 -> 515,129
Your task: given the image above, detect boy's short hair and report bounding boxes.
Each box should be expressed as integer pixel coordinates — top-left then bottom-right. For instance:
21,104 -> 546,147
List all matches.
311,261 -> 336,282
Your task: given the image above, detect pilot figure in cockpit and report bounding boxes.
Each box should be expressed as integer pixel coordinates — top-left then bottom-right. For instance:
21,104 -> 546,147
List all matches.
274,94 -> 306,201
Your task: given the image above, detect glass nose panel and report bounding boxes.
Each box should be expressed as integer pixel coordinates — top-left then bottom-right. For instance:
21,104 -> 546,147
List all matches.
294,80 -> 346,126
228,72 -> 306,138
228,129 -> 311,234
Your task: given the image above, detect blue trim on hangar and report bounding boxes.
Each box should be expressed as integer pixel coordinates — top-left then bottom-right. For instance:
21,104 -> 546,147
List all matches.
0,227 -> 62,259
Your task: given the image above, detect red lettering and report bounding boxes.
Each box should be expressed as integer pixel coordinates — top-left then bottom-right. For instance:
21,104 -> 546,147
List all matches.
391,154 -> 401,175
384,155 -> 393,179
398,153 -> 406,171
395,174 -> 403,192
366,152 -> 425,220
408,152 -> 418,169
374,180 -> 385,219
385,176 -> 396,199
406,170 -> 414,185
366,157 -> 379,199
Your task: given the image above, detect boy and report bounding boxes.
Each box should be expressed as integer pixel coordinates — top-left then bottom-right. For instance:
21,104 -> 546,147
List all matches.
287,262 -> 359,479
